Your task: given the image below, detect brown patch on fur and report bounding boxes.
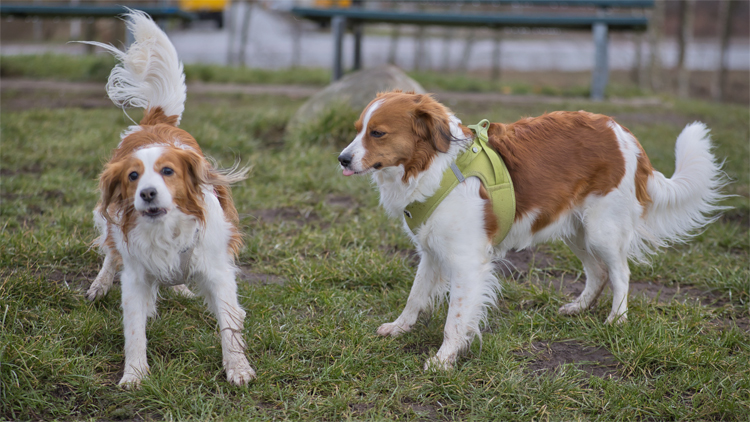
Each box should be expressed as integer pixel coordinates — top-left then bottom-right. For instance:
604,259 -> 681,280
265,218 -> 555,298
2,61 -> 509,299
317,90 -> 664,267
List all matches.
356,91 -> 454,182
620,125 -> 655,212
635,146 -> 654,214
139,106 -> 179,126
97,107 -> 244,254
484,111 -> 629,233
214,184 -> 243,257
479,184 -> 499,241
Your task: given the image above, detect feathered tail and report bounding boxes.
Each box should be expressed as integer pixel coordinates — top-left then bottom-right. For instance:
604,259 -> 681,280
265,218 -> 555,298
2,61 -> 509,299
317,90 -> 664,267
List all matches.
633,122 -> 729,260
80,9 -> 186,124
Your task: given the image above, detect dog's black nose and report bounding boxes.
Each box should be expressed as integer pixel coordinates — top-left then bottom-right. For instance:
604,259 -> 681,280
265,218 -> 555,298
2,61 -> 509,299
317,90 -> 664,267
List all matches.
338,153 -> 352,168
140,187 -> 158,202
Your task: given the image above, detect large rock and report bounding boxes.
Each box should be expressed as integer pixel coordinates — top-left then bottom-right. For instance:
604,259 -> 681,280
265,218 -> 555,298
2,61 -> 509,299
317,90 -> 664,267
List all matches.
288,65 -> 426,131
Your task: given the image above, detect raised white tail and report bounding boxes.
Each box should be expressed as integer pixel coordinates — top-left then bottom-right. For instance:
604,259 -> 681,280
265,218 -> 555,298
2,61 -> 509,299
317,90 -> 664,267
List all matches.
81,9 -> 186,124
634,122 -> 728,259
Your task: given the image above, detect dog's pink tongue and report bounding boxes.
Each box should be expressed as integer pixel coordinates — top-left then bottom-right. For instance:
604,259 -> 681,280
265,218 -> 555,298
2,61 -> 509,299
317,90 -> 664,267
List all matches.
342,169 -> 355,176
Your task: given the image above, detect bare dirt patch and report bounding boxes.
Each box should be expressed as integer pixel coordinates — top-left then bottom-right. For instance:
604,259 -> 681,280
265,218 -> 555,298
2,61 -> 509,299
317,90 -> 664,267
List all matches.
401,398 -> 447,421
238,266 -> 286,286
500,247 -> 731,309
247,207 -> 320,226
497,247 -> 557,278
517,340 -> 620,379
325,194 -> 357,209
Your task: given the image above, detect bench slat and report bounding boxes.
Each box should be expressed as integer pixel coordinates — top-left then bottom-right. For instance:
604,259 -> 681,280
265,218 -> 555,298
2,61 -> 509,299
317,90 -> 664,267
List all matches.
0,5 -> 196,21
291,7 -> 648,30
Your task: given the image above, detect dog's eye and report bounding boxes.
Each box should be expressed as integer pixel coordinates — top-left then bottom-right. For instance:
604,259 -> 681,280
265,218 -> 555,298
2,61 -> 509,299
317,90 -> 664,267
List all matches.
128,171 -> 139,181
161,167 -> 174,176
370,130 -> 385,138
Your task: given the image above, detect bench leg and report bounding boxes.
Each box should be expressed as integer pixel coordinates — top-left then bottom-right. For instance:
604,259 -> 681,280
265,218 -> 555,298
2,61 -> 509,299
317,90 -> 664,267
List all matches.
591,22 -> 609,101
332,15 -> 347,81
353,23 -> 363,71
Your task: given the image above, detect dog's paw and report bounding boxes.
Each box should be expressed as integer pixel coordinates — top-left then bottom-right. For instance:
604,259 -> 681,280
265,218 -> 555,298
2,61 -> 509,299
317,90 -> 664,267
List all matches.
225,357 -> 255,386
170,284 -> 196,298
424,355 -> 454,371
558,301 -> 587,316
85,282 -> 110,301
605,312 -> 627,325
118,372 -> 144,389
376,322 -> 411,337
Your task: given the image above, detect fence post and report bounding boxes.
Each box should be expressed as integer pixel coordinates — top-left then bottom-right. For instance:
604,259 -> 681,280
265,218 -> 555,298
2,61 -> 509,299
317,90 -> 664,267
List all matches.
676,0 -> 696,98
712,0 -> 733,102
332,15 -> 347,81
591,22 -> 609,101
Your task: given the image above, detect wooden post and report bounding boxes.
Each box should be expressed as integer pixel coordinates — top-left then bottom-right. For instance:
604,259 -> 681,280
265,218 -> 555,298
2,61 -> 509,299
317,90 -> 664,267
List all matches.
70,0 -> 81,40
238,1 -> 253,67
648,0 -> 665,92
332,15 -> 347,81
458,29 -> 476,74
712,0 -> 734,102
292,16 -> 302,68
414,25 -> 426,71
676,0 -> 696,98
227,1 -> 238,65
353,23 -> 363,71
387,25 -> 400,65
591,22 -> 609,101
490,28 -> 502,84
632,32 -> 647,88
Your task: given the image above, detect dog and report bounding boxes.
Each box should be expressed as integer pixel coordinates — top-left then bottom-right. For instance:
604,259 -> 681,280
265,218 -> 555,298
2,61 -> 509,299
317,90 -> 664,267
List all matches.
84,10 -> 254,387
338,90 -> 726,370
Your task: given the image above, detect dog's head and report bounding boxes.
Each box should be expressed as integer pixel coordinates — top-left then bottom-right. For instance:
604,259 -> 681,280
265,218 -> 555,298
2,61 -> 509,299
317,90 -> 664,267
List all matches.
98,108 -> 217,232
337,91 -> 457,182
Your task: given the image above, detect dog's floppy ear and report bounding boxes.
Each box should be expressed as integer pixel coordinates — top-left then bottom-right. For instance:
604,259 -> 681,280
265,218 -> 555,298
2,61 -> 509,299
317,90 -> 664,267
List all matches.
412,94 -> 453,153
98,161 -> 125,223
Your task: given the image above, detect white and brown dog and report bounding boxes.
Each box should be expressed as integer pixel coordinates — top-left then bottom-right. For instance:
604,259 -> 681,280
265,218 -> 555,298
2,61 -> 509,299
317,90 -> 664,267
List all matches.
84,11 -> 254,387
338,91 -> 726,370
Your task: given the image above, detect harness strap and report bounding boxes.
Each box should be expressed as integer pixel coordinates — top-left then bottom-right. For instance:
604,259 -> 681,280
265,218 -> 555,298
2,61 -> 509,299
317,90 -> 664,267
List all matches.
403,119 -> 516,245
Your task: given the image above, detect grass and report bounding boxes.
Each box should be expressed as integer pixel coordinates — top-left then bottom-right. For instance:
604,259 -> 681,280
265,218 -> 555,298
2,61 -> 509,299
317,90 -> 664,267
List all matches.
1,64 -> 749,420
1,53 -> 647,99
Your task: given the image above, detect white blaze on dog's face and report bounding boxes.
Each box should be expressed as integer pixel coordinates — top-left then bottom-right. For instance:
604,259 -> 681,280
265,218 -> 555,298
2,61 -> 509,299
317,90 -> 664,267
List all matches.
131,146 -> 175,219
338,92 -> 454,182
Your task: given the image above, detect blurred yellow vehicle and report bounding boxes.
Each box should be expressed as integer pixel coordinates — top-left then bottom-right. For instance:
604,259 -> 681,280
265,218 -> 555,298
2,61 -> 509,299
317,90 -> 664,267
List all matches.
179,0 -> 228,27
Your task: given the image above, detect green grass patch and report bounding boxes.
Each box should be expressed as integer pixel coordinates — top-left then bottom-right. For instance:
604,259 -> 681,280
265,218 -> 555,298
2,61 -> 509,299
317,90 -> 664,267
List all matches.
1,82 -> 748,420
1,53 -> 331,86
2,54 -> 651,99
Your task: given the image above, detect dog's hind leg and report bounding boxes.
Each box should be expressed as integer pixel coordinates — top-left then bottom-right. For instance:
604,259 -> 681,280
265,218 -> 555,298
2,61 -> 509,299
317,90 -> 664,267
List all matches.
559,229 -> 608,316
377,252 -> 445,338
562,202 -> 633,324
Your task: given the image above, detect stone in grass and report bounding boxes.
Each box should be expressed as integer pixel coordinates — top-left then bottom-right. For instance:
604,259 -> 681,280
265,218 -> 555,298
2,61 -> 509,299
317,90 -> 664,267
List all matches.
287,65 -> 425,146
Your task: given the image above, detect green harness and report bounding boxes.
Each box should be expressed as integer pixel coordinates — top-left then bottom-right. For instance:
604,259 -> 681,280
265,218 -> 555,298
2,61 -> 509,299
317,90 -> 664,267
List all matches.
403,119 -> 516,245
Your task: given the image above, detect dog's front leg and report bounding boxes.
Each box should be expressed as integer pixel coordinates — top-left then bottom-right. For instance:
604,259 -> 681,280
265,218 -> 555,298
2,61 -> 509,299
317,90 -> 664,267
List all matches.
377,252 -> 445,337
202,269 -> 255,386
425,255 -> 498,371
87,250 -> 121,301
119,269 -> 157,388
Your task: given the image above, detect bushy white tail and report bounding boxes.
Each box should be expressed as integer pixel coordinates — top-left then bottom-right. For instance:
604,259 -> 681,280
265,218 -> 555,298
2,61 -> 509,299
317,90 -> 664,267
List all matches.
81,9 -> 186,124
634,122 -> 728,259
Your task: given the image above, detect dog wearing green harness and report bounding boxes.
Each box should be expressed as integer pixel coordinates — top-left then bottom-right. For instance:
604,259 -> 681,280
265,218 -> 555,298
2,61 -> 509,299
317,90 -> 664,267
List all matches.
338,91 -> 727,370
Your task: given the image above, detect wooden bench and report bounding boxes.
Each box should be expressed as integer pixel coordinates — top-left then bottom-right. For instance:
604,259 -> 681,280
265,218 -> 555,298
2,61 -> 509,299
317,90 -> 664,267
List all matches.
0,4 -> 196,21
292,0 -> 654,100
